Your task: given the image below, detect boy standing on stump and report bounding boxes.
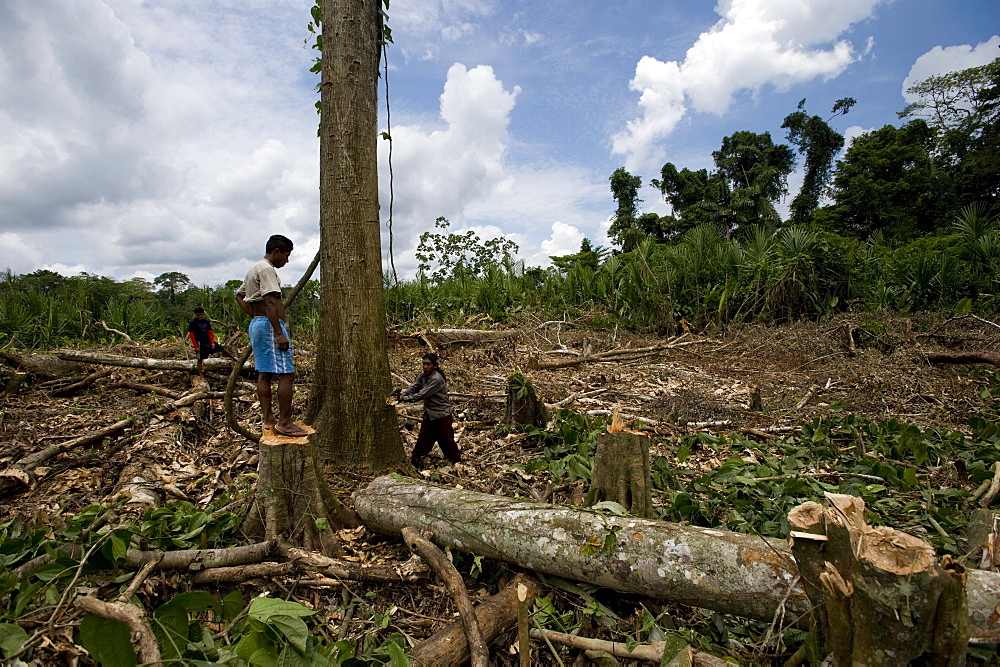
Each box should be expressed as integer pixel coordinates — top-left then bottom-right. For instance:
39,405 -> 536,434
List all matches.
235,234 -> 307,437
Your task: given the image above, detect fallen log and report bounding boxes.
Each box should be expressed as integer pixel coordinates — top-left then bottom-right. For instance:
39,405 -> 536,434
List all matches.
0,350 -> 85,378
124,540 -> 278,571
55,349 -> 244,372
410,574 -> 540,667
353,476 -> 1000,641
925,351 -> 1000,369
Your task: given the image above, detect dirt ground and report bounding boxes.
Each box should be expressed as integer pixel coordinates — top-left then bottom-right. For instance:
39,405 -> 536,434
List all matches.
1,312 -> 998,663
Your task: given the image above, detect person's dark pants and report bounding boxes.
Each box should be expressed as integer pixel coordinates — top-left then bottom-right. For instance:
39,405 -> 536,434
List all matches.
198,343 -> 224,360
412,414 -> 460,463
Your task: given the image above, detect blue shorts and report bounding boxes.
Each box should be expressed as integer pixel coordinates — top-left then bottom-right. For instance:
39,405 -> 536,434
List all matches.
248,317 -> 295,374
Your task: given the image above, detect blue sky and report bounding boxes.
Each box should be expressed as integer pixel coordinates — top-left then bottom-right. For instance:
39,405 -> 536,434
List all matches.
0,0 -> 996,286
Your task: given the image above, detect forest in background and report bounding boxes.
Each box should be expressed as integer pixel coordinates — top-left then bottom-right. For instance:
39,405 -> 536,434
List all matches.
2,58 -> 997,350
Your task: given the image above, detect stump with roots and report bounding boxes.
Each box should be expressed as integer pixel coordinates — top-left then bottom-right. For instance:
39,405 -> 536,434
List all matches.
584,428 -> 654,518
789,493 -> 969,665
242,436 -> 359,556
505,373 -> 547,429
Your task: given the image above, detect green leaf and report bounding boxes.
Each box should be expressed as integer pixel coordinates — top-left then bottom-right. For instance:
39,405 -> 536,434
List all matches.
270,615 -> 310,653
223,590 -> 245,620
248,597 -> 317,622
955,297 -> 973,316
387,640 -> 409,666
277,644 -> 314,667
590,501 -> 628,515
903,467 -> 920,488
80,614 -> 137,666
0,622 -> 29,659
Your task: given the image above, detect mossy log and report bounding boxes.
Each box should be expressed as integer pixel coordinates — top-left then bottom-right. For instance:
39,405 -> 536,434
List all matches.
353,475 -> 1000,640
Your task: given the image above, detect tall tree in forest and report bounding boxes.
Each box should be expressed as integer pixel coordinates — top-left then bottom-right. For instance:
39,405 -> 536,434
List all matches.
900,56 -> 1000,205
820,120 -> 953,239
305,0 -> 404,468
608,167 -> 644,251
656,131 -> 793,238
781,97 -> 855,225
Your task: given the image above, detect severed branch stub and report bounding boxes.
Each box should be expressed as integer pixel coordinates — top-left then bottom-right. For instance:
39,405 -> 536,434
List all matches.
402,527 -> 489,667
789,493 -> 969,664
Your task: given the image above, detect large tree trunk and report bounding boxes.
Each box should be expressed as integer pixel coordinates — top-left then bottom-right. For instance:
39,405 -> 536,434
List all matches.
353,475 -> 1000,640
789,494 -> 968,665
242,439 -> 359,556
305,0 -> 404,470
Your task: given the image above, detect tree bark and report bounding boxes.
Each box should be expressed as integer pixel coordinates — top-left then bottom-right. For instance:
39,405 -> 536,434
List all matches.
241,439 -> 359,556
585,431 -> 654,518
353,475 -> 1000,640
306,0 -> 404,470
410,574 -> 540,667
789,494 -> 969,665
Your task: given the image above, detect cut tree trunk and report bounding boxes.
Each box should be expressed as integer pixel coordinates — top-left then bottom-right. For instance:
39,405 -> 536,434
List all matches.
505,375 -> 548,429
585,430 -> 654,519
789,494 -> 969,665
353,475 -> 1000,640
241,439 -> 359,556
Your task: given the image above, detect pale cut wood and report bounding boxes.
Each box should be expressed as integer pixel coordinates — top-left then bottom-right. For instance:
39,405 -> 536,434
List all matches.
353,475 -> 1000,641
56,349 -> 241,371
789,494 -> 969,664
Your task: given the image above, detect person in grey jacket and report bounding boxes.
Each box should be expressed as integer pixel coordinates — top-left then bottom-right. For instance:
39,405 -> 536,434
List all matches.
399,352 -> 461,467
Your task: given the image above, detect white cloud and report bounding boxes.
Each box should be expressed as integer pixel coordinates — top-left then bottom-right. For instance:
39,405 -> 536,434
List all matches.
902,35 -> 1000,101
613,0 -> 888,171
529,222 -> 585,267
0,233 -> 42,275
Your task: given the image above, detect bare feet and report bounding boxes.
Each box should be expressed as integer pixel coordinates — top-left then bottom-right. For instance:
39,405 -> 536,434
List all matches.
273,422 -> 309,437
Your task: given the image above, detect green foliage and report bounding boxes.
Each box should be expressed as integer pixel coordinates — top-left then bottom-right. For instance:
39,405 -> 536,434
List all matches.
782,97 -> 853,225
522,410 -> 998,556
415,216 -> 519,284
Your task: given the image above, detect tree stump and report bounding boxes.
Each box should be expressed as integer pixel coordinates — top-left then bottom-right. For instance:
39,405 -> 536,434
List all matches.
505,373 -> 547,429
585,429 -> 654,518
789,493 -> 969,665
242,431 -> 358,556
